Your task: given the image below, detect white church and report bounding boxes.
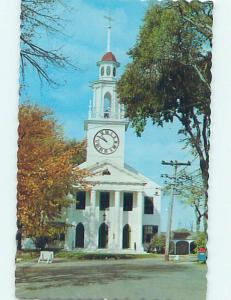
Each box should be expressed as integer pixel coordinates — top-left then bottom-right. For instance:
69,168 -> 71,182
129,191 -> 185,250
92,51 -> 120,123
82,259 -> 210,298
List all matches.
64,25 -> 161,254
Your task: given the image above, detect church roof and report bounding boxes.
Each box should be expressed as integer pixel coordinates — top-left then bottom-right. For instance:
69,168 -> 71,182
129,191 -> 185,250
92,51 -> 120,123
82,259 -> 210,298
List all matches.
101,51 -> 117,62
172,231 -> 194,240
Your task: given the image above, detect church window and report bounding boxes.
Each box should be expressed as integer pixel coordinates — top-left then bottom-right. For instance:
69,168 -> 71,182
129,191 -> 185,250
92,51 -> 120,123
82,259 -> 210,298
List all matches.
123,192 -> 133,211
53,231 -> 65,241
98,223 -> 108,248
102,168 -> 111,175
104,92 -> 112,118
144,197 -> 154,214
113,67 -> 116,77
76,191 -> 86,210
122,224 -> 131,249
142,225 -> 158,243
100,192 -> 110,210
76,223 -> 84,248
59,232 -> 65,241
101,66 -> 104,76
106,66 -> 111,76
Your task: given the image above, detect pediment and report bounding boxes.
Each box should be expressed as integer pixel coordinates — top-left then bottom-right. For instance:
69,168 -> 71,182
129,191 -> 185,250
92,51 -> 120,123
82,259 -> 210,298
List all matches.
78,160 -> 147,185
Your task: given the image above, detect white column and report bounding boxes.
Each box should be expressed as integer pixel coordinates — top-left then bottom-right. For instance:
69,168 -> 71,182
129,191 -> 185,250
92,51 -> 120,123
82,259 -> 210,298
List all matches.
93,87 -> 96,118
88,99 -> 92,119
91,190 -> 96,208
89,190 -> 97,249
64,225 -> 72,250
118,102 -> 121,119
114,191 -> 121,250
100,87 -> 103,117
136,191 -> 144,252
120,104 -> 124,118
64,193 -> 75,250
113,89 -> 116,118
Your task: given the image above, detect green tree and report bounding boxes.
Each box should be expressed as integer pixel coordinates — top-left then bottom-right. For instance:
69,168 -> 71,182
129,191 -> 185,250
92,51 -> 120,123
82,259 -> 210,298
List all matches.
117,0 -> 212,231
20,0 -> 76,84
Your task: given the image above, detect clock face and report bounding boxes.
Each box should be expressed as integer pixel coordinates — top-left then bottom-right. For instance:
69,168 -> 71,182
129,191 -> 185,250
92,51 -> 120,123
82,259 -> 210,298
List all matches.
93,129 -> 119,155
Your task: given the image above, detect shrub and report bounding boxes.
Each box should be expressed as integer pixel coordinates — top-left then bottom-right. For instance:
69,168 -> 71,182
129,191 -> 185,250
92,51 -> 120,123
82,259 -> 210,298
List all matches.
194,232 -> 207,253
148,234 -> 166,254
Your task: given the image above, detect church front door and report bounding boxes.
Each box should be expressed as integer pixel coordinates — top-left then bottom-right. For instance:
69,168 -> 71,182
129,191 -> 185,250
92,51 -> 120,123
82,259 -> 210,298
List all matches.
98,223 -> 108,248
75,223 -> 84,248
122,224 -> 131,249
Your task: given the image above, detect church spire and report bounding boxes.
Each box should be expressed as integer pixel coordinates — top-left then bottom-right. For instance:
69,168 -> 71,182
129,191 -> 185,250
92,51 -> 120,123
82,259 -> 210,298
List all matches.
104,15 -> 113,52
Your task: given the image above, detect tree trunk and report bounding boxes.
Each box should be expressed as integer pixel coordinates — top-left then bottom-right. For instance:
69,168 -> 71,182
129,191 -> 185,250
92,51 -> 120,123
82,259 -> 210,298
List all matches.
195,211 -> 201,233
203,214 -> 208,235
200,159 -> 209,234
16,229 -> 22,251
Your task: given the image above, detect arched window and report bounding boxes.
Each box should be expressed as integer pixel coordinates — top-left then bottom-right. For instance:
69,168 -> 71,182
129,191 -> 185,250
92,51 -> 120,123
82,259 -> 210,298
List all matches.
176,241 -> 189,255
106,66 -> 111,76
113,67 -> 116,77
75,223 -> 84,248
101,66 -> 104,76
104,92 -> 112,118
122,224 -> 131,249
98,223 -> 108,248
190,241 -> 196,254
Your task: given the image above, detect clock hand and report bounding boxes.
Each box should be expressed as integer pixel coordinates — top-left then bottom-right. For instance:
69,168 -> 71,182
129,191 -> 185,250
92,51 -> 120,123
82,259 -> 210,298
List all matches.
98,135 -> 108,143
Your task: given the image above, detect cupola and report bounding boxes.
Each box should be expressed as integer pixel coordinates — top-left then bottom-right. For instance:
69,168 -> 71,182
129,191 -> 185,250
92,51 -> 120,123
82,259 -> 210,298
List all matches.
97,52 -> 120,80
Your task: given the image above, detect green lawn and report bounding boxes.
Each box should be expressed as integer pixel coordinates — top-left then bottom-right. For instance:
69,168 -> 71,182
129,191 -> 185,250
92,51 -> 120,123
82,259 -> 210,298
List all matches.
16,250 -> 160,261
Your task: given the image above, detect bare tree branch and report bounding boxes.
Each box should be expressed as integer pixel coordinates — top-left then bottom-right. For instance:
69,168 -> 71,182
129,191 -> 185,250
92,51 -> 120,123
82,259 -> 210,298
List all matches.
20,0 -> 76,85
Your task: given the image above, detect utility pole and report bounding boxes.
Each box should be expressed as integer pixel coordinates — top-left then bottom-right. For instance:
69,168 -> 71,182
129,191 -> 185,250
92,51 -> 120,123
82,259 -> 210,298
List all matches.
161,160 -> 191,261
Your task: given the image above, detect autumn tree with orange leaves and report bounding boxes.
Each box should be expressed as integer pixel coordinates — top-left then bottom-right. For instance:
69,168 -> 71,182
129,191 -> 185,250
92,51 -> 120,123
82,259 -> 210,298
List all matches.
17,104 -> 89,248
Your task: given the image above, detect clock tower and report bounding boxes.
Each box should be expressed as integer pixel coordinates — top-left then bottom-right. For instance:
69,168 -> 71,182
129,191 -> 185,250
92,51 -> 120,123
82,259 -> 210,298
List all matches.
84,26 -> 128,167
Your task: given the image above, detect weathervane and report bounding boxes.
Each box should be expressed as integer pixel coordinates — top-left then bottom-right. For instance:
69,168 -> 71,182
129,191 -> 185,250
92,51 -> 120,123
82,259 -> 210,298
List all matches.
104,15 -> 114,52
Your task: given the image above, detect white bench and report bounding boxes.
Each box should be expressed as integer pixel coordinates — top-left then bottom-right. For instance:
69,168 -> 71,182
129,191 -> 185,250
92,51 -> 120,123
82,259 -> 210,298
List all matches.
38,251 -> 54,263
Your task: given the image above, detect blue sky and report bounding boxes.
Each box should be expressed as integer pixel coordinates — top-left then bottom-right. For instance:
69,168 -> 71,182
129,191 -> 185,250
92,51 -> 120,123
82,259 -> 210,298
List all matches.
21,0 -> 196,231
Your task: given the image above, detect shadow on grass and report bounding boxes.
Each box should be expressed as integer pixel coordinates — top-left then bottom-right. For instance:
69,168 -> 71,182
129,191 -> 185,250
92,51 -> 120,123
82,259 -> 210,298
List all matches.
16,262 -> 188,290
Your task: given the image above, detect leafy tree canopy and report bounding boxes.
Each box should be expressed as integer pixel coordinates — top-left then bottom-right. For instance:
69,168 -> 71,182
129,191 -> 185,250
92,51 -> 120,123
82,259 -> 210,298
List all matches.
65,139 -> 87,166
118,0 -> 212,130
117,0 -> 213,227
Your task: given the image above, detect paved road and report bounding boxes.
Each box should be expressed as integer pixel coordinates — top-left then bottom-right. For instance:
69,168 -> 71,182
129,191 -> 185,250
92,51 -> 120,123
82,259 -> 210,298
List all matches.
15,258 -> 207,300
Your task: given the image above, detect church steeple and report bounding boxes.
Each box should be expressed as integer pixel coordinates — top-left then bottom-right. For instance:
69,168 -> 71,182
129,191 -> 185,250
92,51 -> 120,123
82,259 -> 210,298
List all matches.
86,20 -> 127,122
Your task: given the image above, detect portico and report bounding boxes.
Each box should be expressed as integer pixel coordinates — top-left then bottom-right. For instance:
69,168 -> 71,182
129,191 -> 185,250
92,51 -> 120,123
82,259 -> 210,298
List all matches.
65,158 -> 161,253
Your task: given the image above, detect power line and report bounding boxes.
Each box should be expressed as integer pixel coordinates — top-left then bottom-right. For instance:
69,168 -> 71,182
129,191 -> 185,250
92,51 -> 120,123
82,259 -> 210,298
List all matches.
161,160 -> 191,262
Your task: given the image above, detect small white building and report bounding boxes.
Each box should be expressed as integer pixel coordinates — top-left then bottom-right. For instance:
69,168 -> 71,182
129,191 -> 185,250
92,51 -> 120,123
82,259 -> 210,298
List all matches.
65,33 -> 161,253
